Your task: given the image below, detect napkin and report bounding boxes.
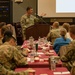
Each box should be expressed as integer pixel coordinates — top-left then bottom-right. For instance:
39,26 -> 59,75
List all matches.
53,72 -> 61,74
37,52 -> 44,55
62,71 -> 70,74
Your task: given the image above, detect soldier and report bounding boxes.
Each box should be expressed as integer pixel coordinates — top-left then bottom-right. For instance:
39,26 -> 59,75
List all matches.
0,22 -> 14,45
53,28 -> 71,54
47,21 -> 61,44
60,25 -> 75,72
0,31 -> 33,75
21,7 -> 38,40
62,22 -> 73,41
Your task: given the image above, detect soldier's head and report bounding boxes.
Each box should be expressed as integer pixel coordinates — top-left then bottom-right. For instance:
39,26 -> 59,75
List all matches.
52,21 -> 59,29
62,23 -> 70,32
26,7 -> 33,15
2,30 -> 17,46
60,28 -> 67,36
69,25 -> 75,40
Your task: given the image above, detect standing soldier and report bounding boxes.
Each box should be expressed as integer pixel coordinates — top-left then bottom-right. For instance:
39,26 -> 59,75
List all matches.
21,7 -> 38,40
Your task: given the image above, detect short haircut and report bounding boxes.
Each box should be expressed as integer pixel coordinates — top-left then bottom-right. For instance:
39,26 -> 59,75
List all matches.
60,28 -> 67,36
53,21 -> 59,28
60,28 -> 67,41
4,30 -> 13,37
70,25 -> 75,35
2,30 -> 16,43
26,7 -> 32,11
62,23 -> 70,32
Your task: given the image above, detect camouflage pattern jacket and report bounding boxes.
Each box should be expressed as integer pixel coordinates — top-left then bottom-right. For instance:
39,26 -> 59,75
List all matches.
20,14 -> 38,40
47,28 -> 61,44
61,40 -> 75,71
0,42 -> 28,75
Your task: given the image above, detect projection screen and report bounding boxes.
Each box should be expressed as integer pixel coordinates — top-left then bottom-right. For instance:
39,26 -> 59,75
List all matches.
37,0 -> 75,17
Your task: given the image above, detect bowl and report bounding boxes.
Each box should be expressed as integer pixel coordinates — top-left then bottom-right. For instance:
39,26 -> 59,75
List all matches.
34,57 -> 40,62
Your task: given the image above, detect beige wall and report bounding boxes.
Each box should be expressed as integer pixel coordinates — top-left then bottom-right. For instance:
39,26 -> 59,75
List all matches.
13,0 -> 36,22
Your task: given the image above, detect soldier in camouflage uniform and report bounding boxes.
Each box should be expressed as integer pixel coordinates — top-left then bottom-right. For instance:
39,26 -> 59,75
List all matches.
47,21 -> 61,44
0,32 -> 33,75
21,7 -> 38,40
60,25 -> 75,73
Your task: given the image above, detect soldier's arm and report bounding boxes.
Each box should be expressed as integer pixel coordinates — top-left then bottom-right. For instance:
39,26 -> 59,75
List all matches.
6,69 -> 28,75
13,47 -> 28,66
61,49 -> 74,62
61,41 -> 75,61
47,32 -> 51,41
20,17 -> 27,40
21,16 -> 27,28
16,46 -> 29,56
34,16 -> 39,23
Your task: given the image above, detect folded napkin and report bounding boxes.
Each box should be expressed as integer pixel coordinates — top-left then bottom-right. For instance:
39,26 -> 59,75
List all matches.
37,52 -> 44,55
53,71 -> 70,75
62,71 -> 70,74
53,72 -> 61,74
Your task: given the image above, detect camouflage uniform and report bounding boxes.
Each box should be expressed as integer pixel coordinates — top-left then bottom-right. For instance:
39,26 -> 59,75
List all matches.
16,46 -> 28,57
47,28 -> 61,44
71,63 -> 75,75
61,40 -> 75,71
0,42 -> 28,75
21,14 -> 38,40
0,37 -> 3,45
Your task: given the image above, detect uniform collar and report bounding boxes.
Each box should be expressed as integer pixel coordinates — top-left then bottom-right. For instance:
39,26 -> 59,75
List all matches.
3,42 -> 10,45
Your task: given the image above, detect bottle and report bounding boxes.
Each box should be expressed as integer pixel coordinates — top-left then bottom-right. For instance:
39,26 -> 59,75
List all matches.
44,37 -> 48,44
50,57 -> 56,71
35,43 -> 38,52
29,36 -> 34,41
30,50 -> 34,62
38,36 -> 41,44
29,36 -> 34,49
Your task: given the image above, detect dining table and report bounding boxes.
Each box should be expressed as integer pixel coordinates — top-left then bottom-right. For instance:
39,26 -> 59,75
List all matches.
15,40 -> 71,75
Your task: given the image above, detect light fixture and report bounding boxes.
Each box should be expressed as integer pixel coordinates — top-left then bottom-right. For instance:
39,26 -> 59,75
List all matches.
15,0 -> 23,4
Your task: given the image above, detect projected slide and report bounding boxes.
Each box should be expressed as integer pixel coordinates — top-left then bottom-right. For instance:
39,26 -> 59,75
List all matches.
56,0 -> 75,13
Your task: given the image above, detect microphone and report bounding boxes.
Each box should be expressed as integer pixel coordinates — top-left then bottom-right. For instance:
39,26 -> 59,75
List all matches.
34,13 -> 42,18
35,14 -> 49,25
36,14 -> 42,18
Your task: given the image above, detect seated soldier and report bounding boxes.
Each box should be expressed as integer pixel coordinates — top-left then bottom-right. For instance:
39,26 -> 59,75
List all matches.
61,25 -> 75,72
47,21 -> 61,44
62,22 -> 73,41
53,28 -> 71,54
0,30 -> 33,75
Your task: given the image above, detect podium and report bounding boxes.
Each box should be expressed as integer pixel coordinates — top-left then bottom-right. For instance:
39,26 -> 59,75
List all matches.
25,24 -> 50,40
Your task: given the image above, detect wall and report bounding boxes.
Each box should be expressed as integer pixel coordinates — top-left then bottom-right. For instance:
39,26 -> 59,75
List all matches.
13,0 -> 37,22
13,0 -> 75,24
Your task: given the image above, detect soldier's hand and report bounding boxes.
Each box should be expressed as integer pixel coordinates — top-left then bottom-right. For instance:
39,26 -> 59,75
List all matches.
26,68 -> 35,75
